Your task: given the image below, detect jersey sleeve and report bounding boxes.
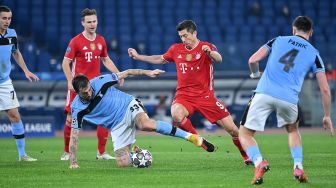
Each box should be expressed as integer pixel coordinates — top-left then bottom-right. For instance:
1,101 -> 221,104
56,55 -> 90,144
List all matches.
262,37 -> 277,51
11,29 -> 18,53
162,45 -> 175,62
64,38 -> 77,60
101,37 -> 108,58
208,42 -> 218,52
312,54 -> 325,73
90,73 -> 119,90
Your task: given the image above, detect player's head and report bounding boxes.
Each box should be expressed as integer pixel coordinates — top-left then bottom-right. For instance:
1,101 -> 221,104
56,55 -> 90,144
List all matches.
81,8 -> 98,35
0,6 -> 12,31
292,16 -> 313,38
72,74 -> 93,102
176,20 -> 198,49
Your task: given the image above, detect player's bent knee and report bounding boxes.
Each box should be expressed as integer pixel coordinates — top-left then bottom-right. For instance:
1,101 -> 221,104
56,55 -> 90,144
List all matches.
116,159 -> 130,167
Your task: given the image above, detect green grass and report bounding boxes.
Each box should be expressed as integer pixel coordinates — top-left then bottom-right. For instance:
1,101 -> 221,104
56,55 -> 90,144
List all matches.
0,133 -> 335,188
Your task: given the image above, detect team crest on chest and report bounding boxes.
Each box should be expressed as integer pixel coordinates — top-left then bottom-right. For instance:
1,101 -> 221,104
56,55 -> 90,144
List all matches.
186,54 -> 192,61
196,53 -> 201,60
90,43 -> 96,50
97,43 -> 102,51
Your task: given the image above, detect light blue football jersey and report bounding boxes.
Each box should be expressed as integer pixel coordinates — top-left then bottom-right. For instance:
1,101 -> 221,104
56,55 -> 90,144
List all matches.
256,35 -> 325,104
71,74 -> 133,129
0,28 -> 18,84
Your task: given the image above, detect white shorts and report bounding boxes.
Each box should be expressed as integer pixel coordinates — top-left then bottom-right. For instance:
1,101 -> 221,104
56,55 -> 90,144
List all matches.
0,79 -> 20,111
241,93 -> 298,131
110,99 -> 145,151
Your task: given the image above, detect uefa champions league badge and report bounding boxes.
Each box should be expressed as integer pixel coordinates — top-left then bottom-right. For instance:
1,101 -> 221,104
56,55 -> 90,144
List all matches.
186,54 -> 192,61
196,53 -> 201,60
72,118 -> 77,127
66,47 -> 71,53
90,43 -> 96,50
97,43 -> 102,51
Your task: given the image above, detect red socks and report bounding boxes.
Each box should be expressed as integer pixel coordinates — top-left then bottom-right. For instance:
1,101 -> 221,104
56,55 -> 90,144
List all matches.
97,126 -> 109,155
232,136 -> 249,160
174,117 -> 198,134
63,120 -> 72,153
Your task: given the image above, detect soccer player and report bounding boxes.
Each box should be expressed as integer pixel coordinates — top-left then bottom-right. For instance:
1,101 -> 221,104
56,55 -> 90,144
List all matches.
128,20 -> 251,164
61,8 -> 122,161
239,16 -> 334,185
0,6 -> 39,161
68,69 -> 215,169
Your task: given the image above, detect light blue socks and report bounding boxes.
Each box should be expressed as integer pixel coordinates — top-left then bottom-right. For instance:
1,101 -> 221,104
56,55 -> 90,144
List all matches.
11,121 -> 26,157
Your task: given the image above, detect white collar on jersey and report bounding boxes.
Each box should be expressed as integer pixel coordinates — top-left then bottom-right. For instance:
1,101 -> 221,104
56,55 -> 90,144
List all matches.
82,32 -> 97,41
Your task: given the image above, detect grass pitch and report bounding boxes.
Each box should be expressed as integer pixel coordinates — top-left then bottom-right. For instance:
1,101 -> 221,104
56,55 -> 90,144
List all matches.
0,132 -> 335,188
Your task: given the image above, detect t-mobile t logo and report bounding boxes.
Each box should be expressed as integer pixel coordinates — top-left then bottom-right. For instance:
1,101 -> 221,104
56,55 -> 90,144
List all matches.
179,63 -> 188,74
85,52 -> 93,62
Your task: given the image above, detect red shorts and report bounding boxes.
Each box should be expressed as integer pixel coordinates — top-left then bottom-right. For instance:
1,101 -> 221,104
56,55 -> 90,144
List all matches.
64,90 -> 77,114
172,95 -> 230,124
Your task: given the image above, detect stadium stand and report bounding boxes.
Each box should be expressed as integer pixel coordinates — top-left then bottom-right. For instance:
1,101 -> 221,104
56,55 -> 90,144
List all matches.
0,0 -> 334,74
0,0 -> 335,131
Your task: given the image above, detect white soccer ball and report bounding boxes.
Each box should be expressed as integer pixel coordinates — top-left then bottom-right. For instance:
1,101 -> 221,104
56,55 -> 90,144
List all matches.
131,149 -> 153,168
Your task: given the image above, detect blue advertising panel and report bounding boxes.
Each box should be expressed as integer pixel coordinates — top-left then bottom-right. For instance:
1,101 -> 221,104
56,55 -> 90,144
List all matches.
0,116 -> 55,137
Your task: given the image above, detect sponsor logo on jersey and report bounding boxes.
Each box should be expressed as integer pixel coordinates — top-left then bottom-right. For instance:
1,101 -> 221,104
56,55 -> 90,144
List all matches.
186,54 -> 192,61
97,43 -> 102,50
66,47 -> 71,53
196,53 -> 201,60
178,54 -> 182,59
179,63 -> 188,74
90,43 -> 96,50
83,46 -> 88,50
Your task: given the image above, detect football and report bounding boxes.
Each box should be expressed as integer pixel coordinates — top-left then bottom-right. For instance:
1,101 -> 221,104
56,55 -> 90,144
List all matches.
131,149 -> 153,168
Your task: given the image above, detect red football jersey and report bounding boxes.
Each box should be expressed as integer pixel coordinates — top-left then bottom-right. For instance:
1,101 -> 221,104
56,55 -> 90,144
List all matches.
64,33 -> 108,80
163,41 -> 217,97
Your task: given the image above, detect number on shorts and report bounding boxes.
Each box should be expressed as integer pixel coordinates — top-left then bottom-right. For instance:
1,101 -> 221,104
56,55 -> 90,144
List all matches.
130,104 -> 138,112
216,101 -> 225,110
279,49 -> 299,72
10,91 -> 15,100
130,99 -> 146,112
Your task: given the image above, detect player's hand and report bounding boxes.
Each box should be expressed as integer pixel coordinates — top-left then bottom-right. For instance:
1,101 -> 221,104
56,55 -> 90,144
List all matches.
67,81 -> 75,91
147,69 -> 165,77
69,162 -> 80,169
323,116 -> 334,136
202,45 -> 211,55
24,71 -> 39,82
128,48 -> 139,60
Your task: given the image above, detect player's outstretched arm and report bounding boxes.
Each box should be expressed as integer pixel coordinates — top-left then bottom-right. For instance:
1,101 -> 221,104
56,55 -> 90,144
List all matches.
128,48 -> 167,64
69,128 -> 80,169
116,69 -> 165,80
248,46 -> 269,79
316,72 -> 334,136
12,50 -> 39,82
101,56 -> 124,87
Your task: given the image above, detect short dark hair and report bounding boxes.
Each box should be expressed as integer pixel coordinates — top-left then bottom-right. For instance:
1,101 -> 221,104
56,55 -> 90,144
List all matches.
292,16 -> 313,33
81,8 -> 97,21
0,5 -> 11,13
72,74 -> 90,94
176,20 -> 197,33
